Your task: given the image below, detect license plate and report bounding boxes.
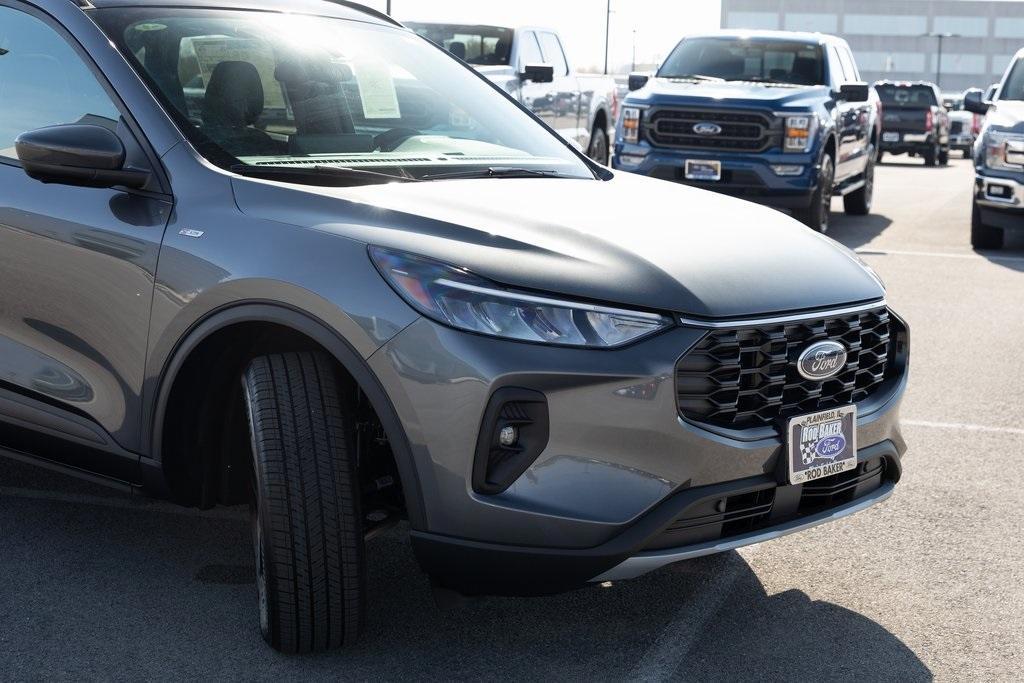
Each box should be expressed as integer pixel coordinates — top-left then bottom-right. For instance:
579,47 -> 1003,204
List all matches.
685,159 -> 721,181
786,405 -> 857,485
882,132 -> 900,143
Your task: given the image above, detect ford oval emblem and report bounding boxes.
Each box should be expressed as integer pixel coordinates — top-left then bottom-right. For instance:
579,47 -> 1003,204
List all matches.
797,340 -> 847,381
693,122 -> 722,136
815,434 -> 847,459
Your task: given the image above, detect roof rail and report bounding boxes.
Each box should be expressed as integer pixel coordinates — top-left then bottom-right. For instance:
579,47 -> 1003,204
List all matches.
321,0 -> 402,27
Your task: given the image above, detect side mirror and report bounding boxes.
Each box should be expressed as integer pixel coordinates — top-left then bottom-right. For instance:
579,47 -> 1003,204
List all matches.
964,89 -> 990,115
520,63 -> 555,84
838,82 -> 870,103
628,72 -> 650,91
15,124 -> 150,189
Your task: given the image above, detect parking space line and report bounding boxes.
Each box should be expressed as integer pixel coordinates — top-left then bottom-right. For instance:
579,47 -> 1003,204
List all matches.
628,548 -> 760,681
902,419 -> 1024,436
856,248 -> 1024,263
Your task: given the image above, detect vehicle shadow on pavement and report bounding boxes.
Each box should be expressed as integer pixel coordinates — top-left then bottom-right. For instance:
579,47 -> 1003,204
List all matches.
828,212 -> 894,251
0,476 -> 932,682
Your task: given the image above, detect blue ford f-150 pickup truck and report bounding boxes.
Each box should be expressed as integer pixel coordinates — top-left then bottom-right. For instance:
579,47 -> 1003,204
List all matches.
613,31 -> 877,233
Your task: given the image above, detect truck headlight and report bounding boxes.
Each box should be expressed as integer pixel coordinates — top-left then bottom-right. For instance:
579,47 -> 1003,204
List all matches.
621,107 -> 642,144
984,130 -> 1024,170
370,247 -> 672,348
783,114 -> 818,153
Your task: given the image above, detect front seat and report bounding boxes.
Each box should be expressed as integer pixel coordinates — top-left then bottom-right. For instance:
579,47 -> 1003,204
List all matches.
201,60 -> 282,157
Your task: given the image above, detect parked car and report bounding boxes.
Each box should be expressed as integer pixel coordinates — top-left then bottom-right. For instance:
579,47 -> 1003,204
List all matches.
945,91 -> 982,159
613,31 -> 878,233
404,22 -> 617,163
0,0 -> 909,654
965,51 -> 1024,249
875,81 -> 950,166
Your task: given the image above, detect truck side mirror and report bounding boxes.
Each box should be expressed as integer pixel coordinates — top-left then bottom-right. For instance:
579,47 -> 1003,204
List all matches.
838,82 -> 869,103
628,72 -> 650,91
15,124 -> 150,189
964,89 -> 990,115
520,63 -> 554,84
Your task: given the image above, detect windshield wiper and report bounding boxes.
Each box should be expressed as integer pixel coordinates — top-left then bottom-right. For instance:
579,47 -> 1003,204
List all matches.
664,74 -> 724,82
231,164 -> 418,186
420,167 -> 571,181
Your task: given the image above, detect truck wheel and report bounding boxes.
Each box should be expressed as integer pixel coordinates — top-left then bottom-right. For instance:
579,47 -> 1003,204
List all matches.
924,143 -> 938,167
243,351 -> 365,654
844,152 -> 874,216
877,150 -> 884,164
795,155 -> 833,233
963,149 -> 971,159
971,201 -> 1003,250
939,146 -> 949,165
587,126 -> 609,165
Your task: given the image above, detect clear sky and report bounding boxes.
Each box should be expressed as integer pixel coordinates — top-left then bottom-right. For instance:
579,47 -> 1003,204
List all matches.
359,0 -> 723,72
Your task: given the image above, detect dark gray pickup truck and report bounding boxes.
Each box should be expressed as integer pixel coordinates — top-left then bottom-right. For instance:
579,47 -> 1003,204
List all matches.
875,81 -> 950,166
405,22 -> 617,163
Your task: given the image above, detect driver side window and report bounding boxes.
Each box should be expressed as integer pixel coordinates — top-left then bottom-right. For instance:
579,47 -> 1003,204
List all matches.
0,7 -> 120,160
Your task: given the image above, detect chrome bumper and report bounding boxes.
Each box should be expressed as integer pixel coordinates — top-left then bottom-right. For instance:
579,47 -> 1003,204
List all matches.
592,481 -> 895,582
976,174 -> 1024,209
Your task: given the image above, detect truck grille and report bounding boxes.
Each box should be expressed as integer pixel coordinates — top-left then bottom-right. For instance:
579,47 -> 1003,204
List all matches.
950,120 -> 963,135
675,307 -> 893,431
646,108 -> 776,152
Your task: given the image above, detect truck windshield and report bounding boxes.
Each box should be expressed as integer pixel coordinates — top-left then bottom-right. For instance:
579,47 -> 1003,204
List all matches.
94,9 -> 592,183
1000,61 -> 1024,101
875,85 -> 938,108
658,38 -> 825,86
404,23 -> 513,66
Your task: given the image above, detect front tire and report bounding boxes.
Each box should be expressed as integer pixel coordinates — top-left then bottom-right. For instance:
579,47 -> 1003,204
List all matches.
243,351 -> 365,654
971,201 -> 1003,250
938,146 -> 949,165
924,143 -> 938,166
795,154 -> 834,233
844,149 -> 874,216
587,126 -> 609,165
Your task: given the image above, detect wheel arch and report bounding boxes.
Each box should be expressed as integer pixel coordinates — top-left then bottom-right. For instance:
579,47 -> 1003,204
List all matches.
144,302 -> 427,528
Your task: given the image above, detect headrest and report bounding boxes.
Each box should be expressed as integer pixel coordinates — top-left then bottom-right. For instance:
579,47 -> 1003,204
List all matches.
448,41 -> 467,60
203,61 -> 264,128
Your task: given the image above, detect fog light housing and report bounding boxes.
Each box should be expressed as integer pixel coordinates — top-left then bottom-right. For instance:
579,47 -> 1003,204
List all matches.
619,153 -> 647,165
473,388 -> 549,494
771,164 -> 804,176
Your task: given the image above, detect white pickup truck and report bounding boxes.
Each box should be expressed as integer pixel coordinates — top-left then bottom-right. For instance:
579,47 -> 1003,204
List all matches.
405,22 -> 617,163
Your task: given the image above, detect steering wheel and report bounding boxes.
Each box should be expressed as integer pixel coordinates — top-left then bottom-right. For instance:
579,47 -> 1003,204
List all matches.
374,127 -> 421,152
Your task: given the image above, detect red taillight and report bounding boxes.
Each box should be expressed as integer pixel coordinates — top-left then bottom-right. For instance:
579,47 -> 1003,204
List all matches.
925,110 -> 933,131
973,114 -> 982,135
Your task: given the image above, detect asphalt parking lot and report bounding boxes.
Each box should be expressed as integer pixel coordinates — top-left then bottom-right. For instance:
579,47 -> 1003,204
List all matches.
2,156 -> 1023,681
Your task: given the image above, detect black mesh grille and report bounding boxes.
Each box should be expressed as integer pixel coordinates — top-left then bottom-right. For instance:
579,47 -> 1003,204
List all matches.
646,109 -> 776,152
950,120 -> 964,135
676,307 -> 892,430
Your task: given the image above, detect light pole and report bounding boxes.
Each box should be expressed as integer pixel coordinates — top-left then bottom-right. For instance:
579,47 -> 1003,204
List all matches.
631,29 -> 637,73
386,0 -> 391,15
923,32 -> 959,88
604,0 -> 611,75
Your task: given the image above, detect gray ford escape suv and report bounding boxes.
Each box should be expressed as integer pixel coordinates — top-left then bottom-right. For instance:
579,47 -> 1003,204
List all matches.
0,0 -> 909,654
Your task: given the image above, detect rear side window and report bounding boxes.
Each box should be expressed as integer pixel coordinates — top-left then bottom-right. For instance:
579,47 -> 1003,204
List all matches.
875,84 -> 938,107
1001,60 -> 1024,101
537,32 -> 568,77
405,23 -> 513,66
0,7 -> 120,159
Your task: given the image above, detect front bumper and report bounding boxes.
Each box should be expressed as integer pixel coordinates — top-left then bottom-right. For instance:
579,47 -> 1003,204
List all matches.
975,173 -> 1024,231
369,306 -> 909,594
612,144 -> 817,209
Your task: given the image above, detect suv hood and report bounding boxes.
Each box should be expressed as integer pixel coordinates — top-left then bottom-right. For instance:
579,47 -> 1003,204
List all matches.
231,172 -> 883,319
628,79 -> 828,109
986,100 -> 1024,131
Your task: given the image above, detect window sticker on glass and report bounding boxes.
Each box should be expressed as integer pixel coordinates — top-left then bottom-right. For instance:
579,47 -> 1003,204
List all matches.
354,61 -> 401,119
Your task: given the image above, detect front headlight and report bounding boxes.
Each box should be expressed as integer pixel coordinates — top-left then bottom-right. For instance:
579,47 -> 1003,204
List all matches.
370,247 -> 672,348
984,130 -> 1024,170
621,107 -> 642,144
783,114 -> 818,153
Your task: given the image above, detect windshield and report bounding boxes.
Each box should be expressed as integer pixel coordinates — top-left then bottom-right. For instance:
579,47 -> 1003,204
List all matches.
94,9 -> 592,182
658,38 -> 825,86
404,23 -> 512,66
875,84 -> 937,108
1001,61 -> 1024,101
